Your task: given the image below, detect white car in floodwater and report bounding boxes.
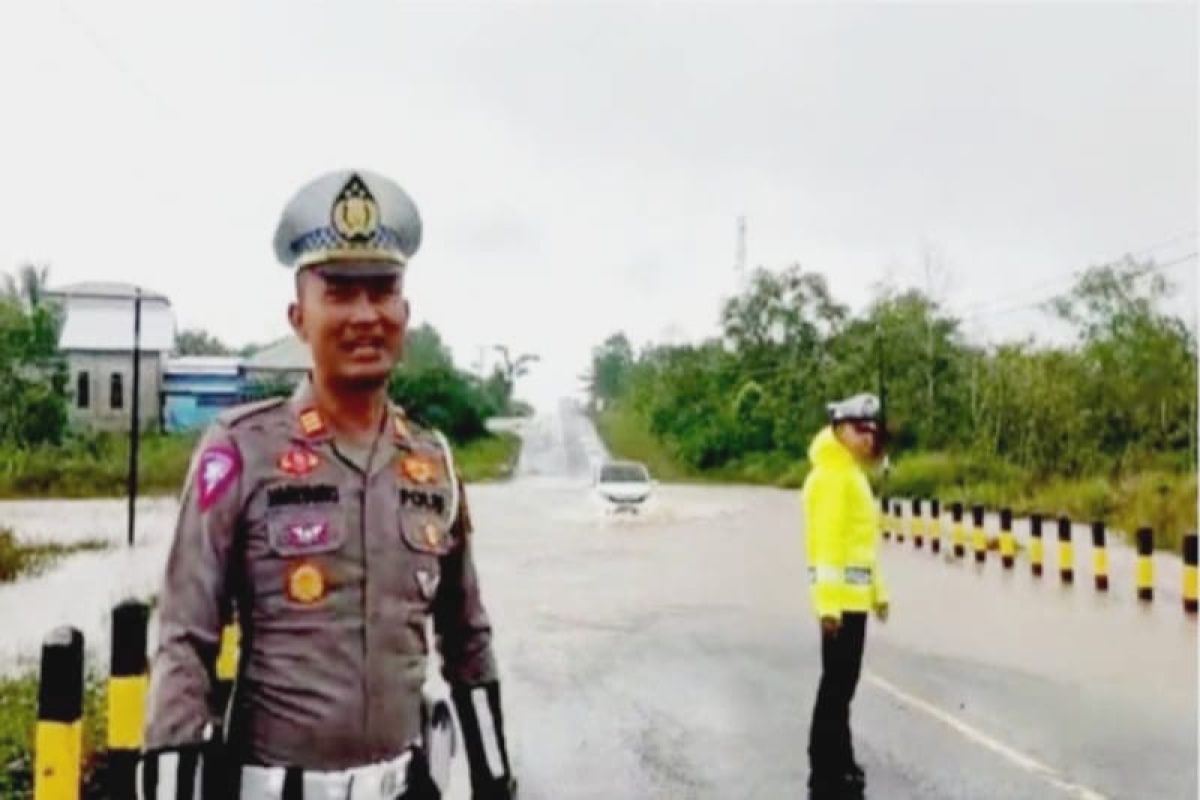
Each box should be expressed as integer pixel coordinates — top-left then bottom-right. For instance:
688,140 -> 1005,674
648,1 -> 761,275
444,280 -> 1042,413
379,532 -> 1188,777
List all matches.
593,460 -> 655,514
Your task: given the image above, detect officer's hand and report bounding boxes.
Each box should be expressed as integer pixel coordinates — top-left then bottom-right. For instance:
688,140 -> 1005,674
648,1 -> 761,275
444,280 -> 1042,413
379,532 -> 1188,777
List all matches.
875,603 -> 890,623
820,616 -> 841,637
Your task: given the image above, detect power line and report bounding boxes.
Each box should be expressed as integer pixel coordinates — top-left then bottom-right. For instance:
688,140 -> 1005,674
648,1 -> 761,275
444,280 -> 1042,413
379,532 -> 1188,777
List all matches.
959,251 -> 1197,324
954,231 -> 1197,318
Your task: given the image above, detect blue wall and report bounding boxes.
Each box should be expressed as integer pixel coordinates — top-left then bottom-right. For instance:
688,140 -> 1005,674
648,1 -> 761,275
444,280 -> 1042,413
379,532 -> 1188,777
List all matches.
163,372 -> 244,433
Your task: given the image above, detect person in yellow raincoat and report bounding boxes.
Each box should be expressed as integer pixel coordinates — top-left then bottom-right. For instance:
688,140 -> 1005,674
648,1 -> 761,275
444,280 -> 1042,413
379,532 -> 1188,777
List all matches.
802,393 -> 889,800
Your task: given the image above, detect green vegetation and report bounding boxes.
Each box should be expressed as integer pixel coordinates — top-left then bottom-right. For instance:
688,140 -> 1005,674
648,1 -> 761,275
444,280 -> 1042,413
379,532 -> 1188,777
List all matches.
0,671 -> 108,800
596,403 -> 810,487
0,528 -> 110,582
0,293 -> 528,498
456,431 -> 522,483
0,433 -> 197,499
588,257 -> 1197,548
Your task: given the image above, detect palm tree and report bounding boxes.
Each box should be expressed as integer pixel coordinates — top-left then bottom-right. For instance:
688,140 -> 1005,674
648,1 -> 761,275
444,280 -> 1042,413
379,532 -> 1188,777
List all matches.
3,263 -> 51,308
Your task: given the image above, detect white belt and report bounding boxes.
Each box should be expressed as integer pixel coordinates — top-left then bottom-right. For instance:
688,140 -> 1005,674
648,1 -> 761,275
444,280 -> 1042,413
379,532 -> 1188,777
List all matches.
239,750 -> 413,800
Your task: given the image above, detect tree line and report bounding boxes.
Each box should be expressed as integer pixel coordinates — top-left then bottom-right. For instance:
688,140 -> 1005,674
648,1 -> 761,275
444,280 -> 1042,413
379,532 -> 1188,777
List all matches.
0,264 -> 533,450
588,256 -> 1197,482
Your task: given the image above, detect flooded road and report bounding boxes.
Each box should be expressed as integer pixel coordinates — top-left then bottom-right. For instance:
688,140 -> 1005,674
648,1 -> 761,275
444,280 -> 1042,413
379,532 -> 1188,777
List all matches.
0,403 -> 1194,798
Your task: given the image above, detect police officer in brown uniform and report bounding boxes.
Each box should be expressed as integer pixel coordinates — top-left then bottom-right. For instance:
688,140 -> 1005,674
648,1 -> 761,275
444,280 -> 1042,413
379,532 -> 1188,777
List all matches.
140,170 -> 518,800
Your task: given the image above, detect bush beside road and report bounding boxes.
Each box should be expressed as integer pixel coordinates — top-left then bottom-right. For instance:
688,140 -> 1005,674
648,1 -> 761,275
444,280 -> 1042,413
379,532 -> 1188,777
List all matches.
0,428 -> 521,500
598,404 -> 1197,550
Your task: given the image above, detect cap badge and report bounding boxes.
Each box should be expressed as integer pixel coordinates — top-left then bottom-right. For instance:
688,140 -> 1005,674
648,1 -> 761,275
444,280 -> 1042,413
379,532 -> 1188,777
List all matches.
331,174 -> 379,243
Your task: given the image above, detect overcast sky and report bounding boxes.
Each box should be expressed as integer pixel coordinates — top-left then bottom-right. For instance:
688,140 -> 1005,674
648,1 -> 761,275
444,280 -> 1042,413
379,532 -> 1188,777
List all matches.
0,1 -> 1195,409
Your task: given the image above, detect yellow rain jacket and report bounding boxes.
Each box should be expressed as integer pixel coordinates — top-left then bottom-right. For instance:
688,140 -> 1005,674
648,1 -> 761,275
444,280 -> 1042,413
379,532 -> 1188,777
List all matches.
801,426 -> 889,620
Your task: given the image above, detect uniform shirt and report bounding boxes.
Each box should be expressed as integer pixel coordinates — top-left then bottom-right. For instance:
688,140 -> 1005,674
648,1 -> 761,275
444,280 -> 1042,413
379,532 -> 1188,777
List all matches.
144,379 -> 497,769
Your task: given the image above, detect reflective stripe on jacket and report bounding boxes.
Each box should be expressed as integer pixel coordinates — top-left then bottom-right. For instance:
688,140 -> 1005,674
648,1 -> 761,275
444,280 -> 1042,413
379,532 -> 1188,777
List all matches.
801,426 -> 888,620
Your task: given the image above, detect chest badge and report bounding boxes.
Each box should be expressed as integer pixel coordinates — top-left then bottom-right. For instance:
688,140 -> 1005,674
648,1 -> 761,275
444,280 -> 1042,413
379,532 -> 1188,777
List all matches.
286,561 -> 328,605
400,454 -> 442,485
278,447 -> 320,477
423,522 -> 443,548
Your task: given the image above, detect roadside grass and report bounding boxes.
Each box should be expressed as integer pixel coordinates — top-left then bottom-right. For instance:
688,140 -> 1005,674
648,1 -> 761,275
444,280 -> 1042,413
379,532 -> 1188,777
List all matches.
0,434 -> 196,500
0,671 -> 108,800
0,529 -> 111,583
598,407 -> 1197,551
456,431 -> 522,483
0,423 -> 521,500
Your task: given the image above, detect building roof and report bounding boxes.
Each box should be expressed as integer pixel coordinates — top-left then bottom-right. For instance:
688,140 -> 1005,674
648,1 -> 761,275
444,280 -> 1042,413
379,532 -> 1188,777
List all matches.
46,281 -> 170,302
244,335 -> 312,372
48,282 -> 175,352
165,356 -> 243,376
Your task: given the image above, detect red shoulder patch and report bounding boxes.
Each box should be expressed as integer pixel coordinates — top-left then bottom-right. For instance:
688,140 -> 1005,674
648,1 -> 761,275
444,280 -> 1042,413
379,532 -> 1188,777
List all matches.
196,445 -> 241,511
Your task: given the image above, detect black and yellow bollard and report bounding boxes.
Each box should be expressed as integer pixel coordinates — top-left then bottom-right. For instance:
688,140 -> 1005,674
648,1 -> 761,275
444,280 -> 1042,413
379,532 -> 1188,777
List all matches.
881,497 -> 891,541
999,509 -> 1015,569
35,626 -> 84,800
1091,522 -> 1109,592
107,600 -> 149,800
893,501 -> 905,543
1183,533 -> 1197,615
1030,513 -> 1044,577
951,502 -> 966,559
972,505 -> 987,564
912,498 -> 924,549
1058,516 -> 1074,584
930,499 -> 942,554
1136,527 -> 1154,602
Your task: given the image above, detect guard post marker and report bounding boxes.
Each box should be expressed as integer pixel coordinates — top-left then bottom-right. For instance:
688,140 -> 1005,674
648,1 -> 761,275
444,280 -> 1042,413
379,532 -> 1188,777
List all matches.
34,626 -> 84,800
930,499 -> 942,554
1136,527 -> 1154,602
1183,533 -> 1198,615
881,497 -> 891,541
1030,513 -> 1044,577
912,498 -> 925,549
107,600 -> 149,800
893,501 -> 905,543
972,505 -> 987,564
951,502 -> 966,559
1090,522 -> 1109,592
1058,516 -> 1074,584
999,509 -> 1015,569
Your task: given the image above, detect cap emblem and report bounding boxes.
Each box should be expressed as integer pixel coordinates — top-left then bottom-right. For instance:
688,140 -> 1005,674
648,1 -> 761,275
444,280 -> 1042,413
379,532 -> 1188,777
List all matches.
331,174 -> 380,243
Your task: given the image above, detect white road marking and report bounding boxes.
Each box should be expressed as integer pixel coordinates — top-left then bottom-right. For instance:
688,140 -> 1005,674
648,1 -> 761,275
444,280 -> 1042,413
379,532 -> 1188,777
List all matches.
866,671 -> 1109,800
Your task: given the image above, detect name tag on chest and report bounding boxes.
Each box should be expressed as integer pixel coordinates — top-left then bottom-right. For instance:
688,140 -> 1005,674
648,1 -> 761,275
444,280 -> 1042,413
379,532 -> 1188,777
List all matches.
400,487 -> 447,515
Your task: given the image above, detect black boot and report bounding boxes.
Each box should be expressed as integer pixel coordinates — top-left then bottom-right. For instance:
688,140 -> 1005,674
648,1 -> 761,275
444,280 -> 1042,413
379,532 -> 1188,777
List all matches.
840,764 -> 866,799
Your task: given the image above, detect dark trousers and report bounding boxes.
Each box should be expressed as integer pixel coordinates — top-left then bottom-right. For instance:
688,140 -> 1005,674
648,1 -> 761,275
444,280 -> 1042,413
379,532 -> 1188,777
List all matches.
808,612 -> 868,789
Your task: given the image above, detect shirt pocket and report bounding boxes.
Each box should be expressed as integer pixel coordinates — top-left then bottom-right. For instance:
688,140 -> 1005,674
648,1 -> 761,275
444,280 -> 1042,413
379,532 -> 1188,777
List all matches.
266,507 -> 347,557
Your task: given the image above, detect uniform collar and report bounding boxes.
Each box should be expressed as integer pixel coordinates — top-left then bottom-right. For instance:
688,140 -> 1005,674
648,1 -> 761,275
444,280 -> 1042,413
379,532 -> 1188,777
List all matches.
289,381 -> 417,455
288,378 -> 332,443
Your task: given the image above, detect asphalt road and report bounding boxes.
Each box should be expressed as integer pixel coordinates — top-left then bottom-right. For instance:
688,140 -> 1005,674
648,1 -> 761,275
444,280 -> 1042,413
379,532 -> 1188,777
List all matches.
441,403 -> 1197,800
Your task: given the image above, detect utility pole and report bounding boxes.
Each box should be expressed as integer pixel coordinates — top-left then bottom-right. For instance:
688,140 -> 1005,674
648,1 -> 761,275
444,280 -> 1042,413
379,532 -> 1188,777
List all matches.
127,288 -> 142,548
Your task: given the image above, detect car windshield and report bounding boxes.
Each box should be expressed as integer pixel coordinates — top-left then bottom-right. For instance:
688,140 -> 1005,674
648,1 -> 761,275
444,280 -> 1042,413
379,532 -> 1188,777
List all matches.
600,464 -> 649,483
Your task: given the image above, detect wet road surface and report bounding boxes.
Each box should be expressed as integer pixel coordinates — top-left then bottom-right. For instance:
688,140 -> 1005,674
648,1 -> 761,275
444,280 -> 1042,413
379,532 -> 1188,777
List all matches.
451,403 -> 1197,799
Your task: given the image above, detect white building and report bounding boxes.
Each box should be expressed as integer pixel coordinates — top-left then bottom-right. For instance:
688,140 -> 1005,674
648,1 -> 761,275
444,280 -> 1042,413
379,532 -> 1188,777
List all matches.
44,282 -> 176,432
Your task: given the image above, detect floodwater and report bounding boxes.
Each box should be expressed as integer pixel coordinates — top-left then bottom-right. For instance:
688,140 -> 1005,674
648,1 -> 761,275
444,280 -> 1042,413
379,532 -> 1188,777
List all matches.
0,403 -> 1194,798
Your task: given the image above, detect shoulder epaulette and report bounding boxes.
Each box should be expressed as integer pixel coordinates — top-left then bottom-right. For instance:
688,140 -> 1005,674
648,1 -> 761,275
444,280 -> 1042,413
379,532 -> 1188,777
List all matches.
217,396 -> 287,427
